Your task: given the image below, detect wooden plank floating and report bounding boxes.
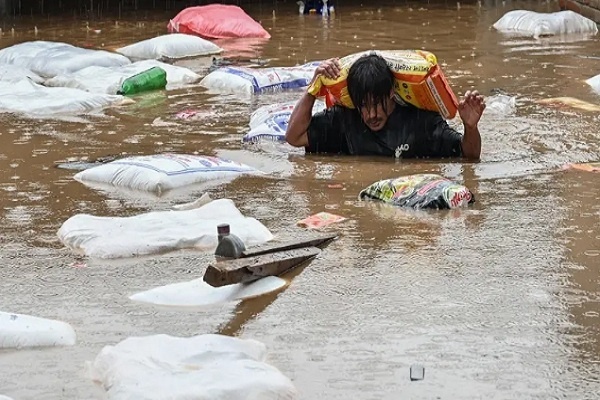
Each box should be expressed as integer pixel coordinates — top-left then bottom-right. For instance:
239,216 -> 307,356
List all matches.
204,247 -> 321,288
241,233 -> 338,258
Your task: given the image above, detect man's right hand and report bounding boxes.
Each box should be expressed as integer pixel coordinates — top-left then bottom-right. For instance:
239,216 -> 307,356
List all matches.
313,58 -> 342,81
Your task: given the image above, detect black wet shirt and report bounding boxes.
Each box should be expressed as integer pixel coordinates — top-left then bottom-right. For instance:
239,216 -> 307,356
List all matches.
306,104 -> 463,158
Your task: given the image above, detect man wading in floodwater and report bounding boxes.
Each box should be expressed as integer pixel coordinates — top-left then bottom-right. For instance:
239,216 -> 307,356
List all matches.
285,54 -> 485,160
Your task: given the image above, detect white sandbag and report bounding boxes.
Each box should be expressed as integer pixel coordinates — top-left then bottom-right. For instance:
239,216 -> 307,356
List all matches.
57,198 -> 273,259
200,62 -> 319,95
243,100 -> 325,142
0,40 -> 67,67
586,74 -> 600,94
484,94 -> 517,116
0,311 -> 76,349
73,153 -> 262,194
492,10 -> 598,38
46,60 -> 201,94
4,41 -> 131,78
0,79 -> 129,116
117,33 -> 223,60
0,395 -> 14,400
130,276 -> 286,307
89,334 -> 298,400
0,64 -> 44,83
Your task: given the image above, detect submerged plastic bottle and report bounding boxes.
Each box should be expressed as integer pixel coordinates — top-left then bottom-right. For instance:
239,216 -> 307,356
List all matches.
117,66 -> 167,96
214,223 -> 246,259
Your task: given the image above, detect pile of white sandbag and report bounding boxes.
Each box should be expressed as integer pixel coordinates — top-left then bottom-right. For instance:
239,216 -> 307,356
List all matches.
0,311 -> 76,349
116,33 -> 223,60
492,10 -> 598,38
89,334 -> 298,400
0,64 -> 44,83
200,62 -> 319,95
46,60 -> 201,94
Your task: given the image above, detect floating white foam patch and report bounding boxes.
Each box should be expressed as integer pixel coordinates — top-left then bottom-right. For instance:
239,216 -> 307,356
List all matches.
586,74 -> 600,95
130,276 -> 287,307
116,33 -> 223,60
0,311 -> 76,349
89,334 -> 298,400
492,10 -> 598,39
0,79 -> 129,116
57,198 -> 274,259
46,60 -> 201,94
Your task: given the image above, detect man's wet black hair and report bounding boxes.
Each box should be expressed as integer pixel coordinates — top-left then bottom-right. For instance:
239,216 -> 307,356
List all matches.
347,53 -> 394,114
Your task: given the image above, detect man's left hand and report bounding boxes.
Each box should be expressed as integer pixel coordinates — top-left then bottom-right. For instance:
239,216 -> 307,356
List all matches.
458,90 -> 485,129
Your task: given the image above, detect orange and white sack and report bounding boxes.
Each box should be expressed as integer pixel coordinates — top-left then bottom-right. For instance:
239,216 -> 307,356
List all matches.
307,49 -> 458,119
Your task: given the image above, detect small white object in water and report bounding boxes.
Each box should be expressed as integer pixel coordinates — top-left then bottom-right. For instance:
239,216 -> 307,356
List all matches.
297,1 -> 305,14
0,311 -> 76,349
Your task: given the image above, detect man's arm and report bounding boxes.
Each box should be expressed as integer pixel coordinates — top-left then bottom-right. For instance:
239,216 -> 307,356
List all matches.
285,92 -> 316,147
286,58 -> 341,148
457,90 -> 486,160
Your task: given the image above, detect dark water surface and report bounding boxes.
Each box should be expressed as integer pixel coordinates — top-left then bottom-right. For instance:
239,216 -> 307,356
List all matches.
0,0 -> 599,398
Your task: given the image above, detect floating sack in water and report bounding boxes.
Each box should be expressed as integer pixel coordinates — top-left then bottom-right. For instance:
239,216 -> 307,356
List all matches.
57,198 -> 273,259
116,33 -> 223,60
88,334 -> 298,400
492,10 -> 598,38
130,276 -> 286,307
243,100 -> 325,142
0,311 -> 76,349
73,153 -> 262,195
564,162 -> 600,172
0,64 -> 44,83
46,60 -> 200,94
307,50 -> 458,119
359,174 -> 475,210
168,4 -> 271,39
537,96 -> 600,112
484,94 -> 517,116
0,79 -> 129,117
117,66 -> 167,95
0,41 -> 131,78
586,74 -> 600,95
200,62 -> 318,95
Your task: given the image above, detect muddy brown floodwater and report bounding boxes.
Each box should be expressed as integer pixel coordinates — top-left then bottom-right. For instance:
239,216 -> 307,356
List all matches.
1,0 -> 600,398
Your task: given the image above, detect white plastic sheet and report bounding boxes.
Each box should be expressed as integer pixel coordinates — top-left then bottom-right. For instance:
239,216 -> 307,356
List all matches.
244,100 -> 325,142
57,198 -> 274,259
0,311 -> 76,349
73,153 -> 262,194
484,94 -> 517,116
0,64 -> 44,83
200,62 -> 318,95
586,74 -> 600,95
492,10 -> 599,38
130,276 -> 287,307
117,33 -> 223,60
89,334 -> 298,400
46,60 -> 201,94
0,79 -> 129,116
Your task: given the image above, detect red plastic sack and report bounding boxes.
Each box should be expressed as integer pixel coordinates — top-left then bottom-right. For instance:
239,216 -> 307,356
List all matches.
167,5 -> 271,39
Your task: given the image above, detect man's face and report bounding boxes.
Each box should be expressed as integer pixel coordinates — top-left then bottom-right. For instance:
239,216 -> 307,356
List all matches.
358,92 -> 395,132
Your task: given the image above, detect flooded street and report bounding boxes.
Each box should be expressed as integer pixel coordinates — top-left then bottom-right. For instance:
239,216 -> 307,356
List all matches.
1,0 -> 600,398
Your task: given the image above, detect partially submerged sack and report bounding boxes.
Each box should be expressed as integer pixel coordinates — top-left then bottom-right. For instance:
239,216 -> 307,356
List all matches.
0,64 -> 44,83
200,63 -> 318,95
46,60 -> 201,94
0,311 -> 76,349
0,79 -> 129,117
307,50 -> 458,119
586,74 -> 600,95
73,153 -> 262,194
168,4 -> 271,39
359,174 -> 474,210
4,41 -> 132,78
88,334 -> 298,400
116,33 -> 223,60
243,100 -> 325,142
492,10 -> 598,38
57,198 -> 273,259
0,40 -> 66,68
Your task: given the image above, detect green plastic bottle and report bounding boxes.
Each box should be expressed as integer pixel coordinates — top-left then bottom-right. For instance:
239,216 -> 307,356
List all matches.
117,66 -> 167,96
